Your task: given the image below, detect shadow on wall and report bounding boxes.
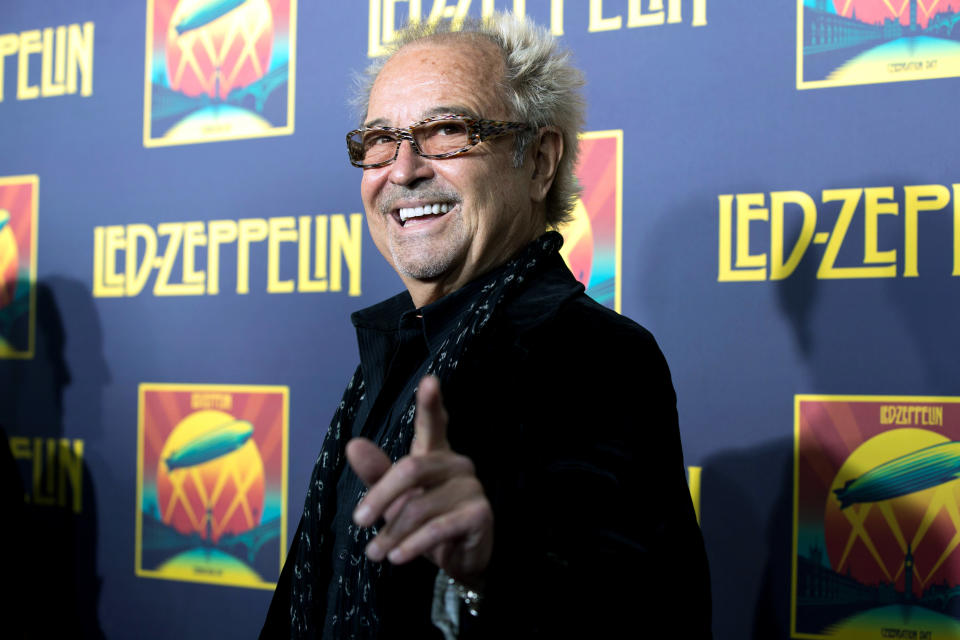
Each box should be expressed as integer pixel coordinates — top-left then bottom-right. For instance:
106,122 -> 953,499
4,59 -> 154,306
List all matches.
0,278 -> 108,639
698,220 -> 814,638
698,211 -> 817,639
701,438 -> 795,640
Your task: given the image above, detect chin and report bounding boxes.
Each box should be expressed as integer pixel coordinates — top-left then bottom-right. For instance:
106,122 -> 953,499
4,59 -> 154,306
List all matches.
390,240 -> 466,282
394,258 -> 453,281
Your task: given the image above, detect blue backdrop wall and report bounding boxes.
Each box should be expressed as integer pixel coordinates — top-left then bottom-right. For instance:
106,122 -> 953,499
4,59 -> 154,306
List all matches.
3,1 -> 959,638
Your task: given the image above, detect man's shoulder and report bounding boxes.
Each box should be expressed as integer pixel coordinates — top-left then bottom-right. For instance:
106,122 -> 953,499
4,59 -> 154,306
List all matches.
536,292 -> 670,380
557,292 -> 655,341
521,285 -> 662,357
503,253 -> 658,348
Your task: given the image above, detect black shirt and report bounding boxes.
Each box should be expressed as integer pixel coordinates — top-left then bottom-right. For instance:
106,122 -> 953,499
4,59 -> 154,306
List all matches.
320,273 -> 501,639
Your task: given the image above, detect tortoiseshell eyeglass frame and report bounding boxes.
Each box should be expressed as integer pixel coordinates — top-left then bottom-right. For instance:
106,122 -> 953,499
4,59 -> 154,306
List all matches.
346,114 -> 530,169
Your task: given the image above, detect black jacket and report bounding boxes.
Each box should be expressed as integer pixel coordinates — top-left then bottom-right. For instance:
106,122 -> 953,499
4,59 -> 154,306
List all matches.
264,253 -> 712,638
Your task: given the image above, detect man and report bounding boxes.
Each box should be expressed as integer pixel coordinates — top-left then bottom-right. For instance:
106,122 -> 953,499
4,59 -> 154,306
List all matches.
263,13 -> 711,639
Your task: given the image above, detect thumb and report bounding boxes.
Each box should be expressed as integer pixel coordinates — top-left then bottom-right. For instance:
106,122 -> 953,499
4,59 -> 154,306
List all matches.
411,375 -> 449,456
346,437 -> 391,487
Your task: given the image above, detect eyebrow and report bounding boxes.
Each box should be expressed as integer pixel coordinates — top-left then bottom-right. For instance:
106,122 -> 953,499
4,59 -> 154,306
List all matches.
363,105 -> 482,128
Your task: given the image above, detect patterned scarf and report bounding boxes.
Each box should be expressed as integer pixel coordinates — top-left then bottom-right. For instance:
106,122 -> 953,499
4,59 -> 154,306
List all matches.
289,232 -> 563,638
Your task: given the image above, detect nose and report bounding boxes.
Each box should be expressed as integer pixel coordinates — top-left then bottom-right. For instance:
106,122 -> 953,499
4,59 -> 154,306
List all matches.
387,139 -> 434,186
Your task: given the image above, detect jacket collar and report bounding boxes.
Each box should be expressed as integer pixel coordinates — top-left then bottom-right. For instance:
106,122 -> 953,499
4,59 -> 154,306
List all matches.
497,251 -> 585,339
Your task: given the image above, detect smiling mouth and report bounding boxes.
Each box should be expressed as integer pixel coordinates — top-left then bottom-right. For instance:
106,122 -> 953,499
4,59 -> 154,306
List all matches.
396,202 -> 455,225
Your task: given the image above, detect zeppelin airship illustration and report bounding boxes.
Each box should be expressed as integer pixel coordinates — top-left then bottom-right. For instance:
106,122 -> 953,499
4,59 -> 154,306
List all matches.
175,0 -> 248,35
165,418 -> 255,470
834,441 -> 960,509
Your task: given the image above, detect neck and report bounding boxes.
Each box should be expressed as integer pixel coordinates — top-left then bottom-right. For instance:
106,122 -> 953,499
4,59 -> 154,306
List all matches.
402,258 -> 495,308
405,282 -> 457,309
402,227 -> 548,308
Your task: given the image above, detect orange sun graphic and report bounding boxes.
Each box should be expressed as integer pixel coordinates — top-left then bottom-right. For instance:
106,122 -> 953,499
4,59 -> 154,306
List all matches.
156,409 -> 265,543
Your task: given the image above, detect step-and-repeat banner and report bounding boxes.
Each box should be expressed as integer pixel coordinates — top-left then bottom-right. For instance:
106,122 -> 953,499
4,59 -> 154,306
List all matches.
2,1 -> 959,638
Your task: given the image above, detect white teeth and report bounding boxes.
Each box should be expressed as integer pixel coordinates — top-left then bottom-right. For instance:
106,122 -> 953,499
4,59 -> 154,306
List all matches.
398,203 -> 454,221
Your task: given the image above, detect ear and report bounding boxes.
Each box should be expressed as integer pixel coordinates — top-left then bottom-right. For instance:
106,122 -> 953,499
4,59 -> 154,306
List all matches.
529,127 -> 563,204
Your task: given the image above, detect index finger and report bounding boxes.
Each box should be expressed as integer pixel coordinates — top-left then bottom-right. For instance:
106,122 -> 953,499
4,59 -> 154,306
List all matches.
411,375 -> 449,456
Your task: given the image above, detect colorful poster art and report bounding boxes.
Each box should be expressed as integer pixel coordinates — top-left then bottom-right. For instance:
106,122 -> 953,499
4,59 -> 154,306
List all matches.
798,0 -> 960,89
0,175 -> 38,359
793,395 -> 960,639
136,384 -> 288,589
560,130 -> 622,312
143,0 -> 297,146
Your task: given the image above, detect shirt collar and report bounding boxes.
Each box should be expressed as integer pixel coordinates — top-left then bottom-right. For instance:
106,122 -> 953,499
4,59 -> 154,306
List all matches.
350,232 -> 583,353
351,259 -> 513,356
416,269 -> 498,354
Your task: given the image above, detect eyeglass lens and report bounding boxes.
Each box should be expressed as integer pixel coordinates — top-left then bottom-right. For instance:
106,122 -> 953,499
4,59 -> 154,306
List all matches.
351,119 -> 472,165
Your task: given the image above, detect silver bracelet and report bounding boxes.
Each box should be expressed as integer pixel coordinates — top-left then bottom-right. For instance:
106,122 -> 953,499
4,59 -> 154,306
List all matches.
449,577 -> 483,617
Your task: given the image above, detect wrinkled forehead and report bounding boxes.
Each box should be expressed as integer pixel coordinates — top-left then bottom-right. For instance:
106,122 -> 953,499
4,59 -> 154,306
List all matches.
367,37 -> 510,126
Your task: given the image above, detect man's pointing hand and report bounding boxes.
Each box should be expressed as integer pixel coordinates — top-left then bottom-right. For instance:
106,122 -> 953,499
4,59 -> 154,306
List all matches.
346,375 -> 494,587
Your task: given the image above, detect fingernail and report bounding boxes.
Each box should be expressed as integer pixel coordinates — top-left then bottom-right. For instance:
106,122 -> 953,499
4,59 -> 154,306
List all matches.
354,504 -> 370,525
387,548 -> 403,563
366,541 -> 382,561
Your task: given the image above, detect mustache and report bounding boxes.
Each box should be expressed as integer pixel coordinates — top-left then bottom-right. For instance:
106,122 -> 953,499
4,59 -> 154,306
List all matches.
377,186 -> 461,215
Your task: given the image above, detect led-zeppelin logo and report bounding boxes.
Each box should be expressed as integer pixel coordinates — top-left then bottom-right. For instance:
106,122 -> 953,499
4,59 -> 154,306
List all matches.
136,383 -> 288,589
143,0 -> 297,146
793,395 -> 960,639
798,0 -> 960,89
0,175 -> 38,359
561,130 -> 622,312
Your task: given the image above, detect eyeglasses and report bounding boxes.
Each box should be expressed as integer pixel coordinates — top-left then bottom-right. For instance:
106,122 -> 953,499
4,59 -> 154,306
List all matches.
346,114 -> 529,169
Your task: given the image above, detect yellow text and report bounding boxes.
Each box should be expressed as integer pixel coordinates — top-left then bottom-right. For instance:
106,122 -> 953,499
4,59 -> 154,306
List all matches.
191,393 -> 234,410
368,0 -> 706,56
0,22 -> 94,102
9,437 -> 84,513
879,405 -> 944,427
718,184 -> 960,281
93,214 -> 364,298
